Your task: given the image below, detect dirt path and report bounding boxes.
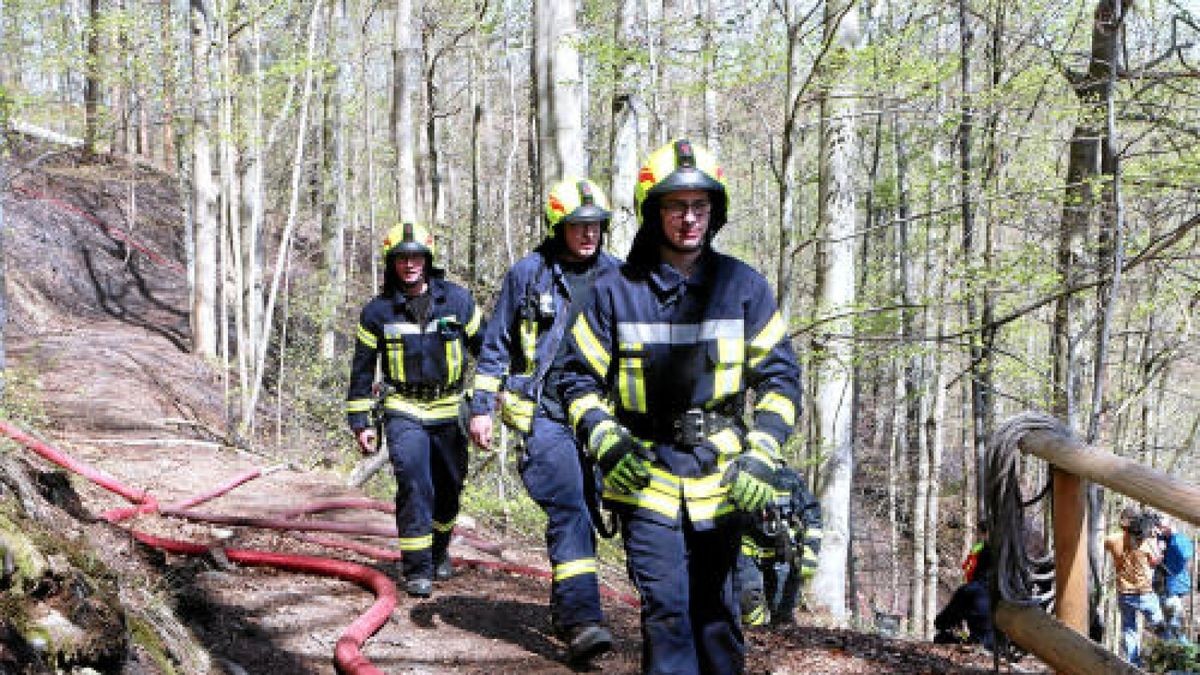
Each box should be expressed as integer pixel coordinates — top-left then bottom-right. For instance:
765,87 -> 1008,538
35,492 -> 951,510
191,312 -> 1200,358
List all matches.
2,154 -> 1039,674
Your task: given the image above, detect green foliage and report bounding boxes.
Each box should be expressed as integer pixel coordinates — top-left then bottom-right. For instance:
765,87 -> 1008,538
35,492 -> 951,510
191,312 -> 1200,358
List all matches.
1145,638 -> 1200,674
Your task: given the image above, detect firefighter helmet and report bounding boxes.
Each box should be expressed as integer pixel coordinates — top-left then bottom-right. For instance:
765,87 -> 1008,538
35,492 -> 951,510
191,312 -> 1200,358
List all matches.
545,177 -> 611,234
634,138 -> 728,232
381,222 -> 436,265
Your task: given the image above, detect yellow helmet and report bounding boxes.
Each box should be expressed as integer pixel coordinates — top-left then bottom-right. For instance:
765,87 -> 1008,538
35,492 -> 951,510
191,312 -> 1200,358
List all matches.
380,222 -> 436,265
634,138 -> 727,231
545,177 -> 611,234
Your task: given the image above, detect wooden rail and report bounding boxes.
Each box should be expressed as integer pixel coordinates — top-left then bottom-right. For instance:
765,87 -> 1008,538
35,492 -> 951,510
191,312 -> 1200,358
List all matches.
991,420 -> 1200,674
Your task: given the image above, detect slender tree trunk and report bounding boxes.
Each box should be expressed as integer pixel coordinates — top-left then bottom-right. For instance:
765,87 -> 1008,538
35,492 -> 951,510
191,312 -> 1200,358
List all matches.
320,0 -> 349,360
809,0 -> 859,620
246,0 -> 321,427
700,0 -> 718,154
608,0 -> 641,256
82,0 -> 102,161
160,0 -> 176,168
535,0 -> 585,183
190,0 -> 219,358
392,0 -> 418,221
775,0 -> 803,320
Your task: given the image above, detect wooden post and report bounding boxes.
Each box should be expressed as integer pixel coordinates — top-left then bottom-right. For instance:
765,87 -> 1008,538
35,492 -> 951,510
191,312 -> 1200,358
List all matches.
1053,468 -> 1090,635
995,600 -> 1139,675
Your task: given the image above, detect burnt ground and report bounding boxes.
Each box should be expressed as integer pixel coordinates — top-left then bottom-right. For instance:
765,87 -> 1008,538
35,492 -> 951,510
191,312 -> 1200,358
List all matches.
0,147 -> 1047,674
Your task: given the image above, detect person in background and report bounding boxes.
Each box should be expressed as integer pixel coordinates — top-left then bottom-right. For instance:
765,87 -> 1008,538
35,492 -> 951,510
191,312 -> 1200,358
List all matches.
1156,516 -> 1193,642
1105,505 -> 1165,666
468,177 -> 621,665
933,522 -> 994,650
345,222 -> 484,598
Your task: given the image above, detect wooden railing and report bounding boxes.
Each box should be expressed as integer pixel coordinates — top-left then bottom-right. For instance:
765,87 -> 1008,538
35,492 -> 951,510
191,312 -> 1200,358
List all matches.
993,421 -> 1200,675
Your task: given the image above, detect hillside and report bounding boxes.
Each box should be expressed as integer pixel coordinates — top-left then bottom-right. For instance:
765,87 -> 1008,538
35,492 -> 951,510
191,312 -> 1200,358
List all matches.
0,141 -> 1031,673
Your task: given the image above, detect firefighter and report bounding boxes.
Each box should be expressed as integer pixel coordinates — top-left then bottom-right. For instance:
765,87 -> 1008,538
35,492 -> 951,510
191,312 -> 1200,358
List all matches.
345,222 -> 484,598
557,139 -> 802,674
734,466 -> 823,627
467,177 -> 621,664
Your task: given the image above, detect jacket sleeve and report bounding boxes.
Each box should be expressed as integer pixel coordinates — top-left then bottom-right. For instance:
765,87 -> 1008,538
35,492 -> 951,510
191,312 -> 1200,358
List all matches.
743,274 -> 802,458
557,283 -> 615,446
470,269 -> 522,416
345,303 -> 381,431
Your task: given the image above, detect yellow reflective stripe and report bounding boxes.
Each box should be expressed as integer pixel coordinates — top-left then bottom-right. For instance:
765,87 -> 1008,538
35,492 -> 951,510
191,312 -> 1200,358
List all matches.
713,337 -> 743,399
572,315 -> 611,377
603,466 -> 682,519
474,373 -> 502,393
465,306 -> 483,337
384,394 -> 461,421
519,319 -> 538,375
356,324 -> 378,349
570,393 -> 608,431
755,391 -> 796,427
500,392 -> 535,433
743,603 -> 768,627
682,472 -> 733,524
617,343 -> 647,413
346,399 -> 373,414
399,534 -> 433,551
747,430 -> 781,464
553,558 -> 598,582
748,312 -> 786,369
389,337 -> 406,382
741,537 -> 759,557
708,428 -> 742,457
445,337 -> 463,383
433,519 -> 456,533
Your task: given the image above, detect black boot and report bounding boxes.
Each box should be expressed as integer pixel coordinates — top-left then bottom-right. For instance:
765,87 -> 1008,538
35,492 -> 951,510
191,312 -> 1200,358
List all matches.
566,623 -> 613,665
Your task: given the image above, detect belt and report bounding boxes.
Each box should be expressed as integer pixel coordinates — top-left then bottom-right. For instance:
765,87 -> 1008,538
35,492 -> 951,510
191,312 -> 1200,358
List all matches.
389,381 -> 462,402
628,407 -> 742,446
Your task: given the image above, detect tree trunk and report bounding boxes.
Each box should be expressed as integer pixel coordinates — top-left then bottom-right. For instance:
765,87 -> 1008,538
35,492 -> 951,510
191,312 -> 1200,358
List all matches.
82,0 -> 101,161
608,0 -> 641,256
392,0 -> 418,221
190,0 -> 219,358
809,0 -> 859,621
535,0 -> 585,183
320,0 -> 349,360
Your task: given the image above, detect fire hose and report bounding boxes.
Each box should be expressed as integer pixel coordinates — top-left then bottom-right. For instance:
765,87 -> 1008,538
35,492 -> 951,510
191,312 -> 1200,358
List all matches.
0,419 -> 639,672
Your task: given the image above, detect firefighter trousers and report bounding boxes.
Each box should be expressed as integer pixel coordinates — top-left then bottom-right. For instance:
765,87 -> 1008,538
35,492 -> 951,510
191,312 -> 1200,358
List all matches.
386,414 -> 468,580
519,416 -> 605,631
622,508 -> 743,674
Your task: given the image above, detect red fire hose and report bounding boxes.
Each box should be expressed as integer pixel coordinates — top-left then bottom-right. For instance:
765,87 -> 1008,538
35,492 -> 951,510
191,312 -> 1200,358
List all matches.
0,418 -> 641,670
0,419 -> 393,674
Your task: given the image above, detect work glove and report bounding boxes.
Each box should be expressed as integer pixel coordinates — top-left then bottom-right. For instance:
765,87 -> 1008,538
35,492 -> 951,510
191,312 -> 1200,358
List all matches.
588,421 -> 651,493
724,454 -> 775,512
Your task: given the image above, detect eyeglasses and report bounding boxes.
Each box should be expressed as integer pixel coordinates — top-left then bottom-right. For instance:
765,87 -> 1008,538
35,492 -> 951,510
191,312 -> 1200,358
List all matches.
660,199 -> 712,218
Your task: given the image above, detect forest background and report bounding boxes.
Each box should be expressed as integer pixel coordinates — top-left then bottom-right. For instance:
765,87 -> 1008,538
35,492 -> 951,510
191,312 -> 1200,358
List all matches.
0,0 -> 1197,646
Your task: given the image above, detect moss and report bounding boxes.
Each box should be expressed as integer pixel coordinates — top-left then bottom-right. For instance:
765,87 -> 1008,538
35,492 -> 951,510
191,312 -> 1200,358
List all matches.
128,615 -> 176,675
0,513 -> 49,590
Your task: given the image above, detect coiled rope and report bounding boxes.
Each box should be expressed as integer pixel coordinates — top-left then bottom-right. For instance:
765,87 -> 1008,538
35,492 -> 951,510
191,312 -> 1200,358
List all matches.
985,412 -> 1061,607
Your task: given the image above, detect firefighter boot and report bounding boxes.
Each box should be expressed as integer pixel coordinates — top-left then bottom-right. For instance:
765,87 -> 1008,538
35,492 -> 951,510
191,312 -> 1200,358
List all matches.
433,552 -> 454,581
405,577 -> 433,598
566,623 -> 613,665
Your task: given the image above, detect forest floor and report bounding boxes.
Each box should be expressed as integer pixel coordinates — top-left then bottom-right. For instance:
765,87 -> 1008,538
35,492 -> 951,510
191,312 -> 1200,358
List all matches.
0,144 -> 1048,673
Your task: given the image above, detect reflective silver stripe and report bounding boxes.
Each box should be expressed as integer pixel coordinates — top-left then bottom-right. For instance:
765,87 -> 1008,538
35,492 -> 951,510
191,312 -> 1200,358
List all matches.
616,318 -> 744,345
383,320 -> 442,336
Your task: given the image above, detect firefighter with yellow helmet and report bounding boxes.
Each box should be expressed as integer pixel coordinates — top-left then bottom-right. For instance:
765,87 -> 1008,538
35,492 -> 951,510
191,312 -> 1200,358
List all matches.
468,178 -> 621,665
557,140 -> 802,673
345,222 -> 484,598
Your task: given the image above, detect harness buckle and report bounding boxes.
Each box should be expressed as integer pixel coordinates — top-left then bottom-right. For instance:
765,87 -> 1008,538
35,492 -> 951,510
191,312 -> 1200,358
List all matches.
673,409 -> 707,446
